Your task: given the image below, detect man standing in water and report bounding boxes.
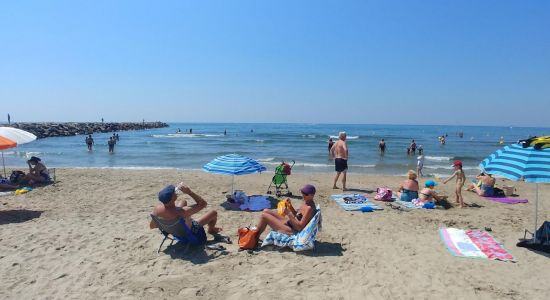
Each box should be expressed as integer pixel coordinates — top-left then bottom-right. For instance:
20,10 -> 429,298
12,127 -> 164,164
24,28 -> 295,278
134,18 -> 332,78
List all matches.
85,134 -> 94,151
330,132 -> 348,191
378,139 -> 386,155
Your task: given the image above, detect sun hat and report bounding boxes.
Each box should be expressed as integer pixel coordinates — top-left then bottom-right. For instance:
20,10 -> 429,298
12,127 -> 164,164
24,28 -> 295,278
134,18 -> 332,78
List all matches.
300,184 -> 316,195
158,185 -> 176,204
28,156 -> 41,163
425,180 -> 437,187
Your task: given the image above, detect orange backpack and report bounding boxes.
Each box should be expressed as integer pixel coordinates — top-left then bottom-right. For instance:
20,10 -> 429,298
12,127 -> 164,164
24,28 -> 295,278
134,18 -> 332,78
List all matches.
238,227 -> 259,250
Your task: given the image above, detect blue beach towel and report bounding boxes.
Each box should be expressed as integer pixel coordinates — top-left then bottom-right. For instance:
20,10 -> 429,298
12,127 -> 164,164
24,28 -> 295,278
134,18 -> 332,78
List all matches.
331,194 -> 382,211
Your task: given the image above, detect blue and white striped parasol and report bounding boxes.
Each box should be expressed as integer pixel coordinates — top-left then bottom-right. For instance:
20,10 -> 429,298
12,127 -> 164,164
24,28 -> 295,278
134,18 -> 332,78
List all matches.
480,143 -> 550,183
480,140 -> 550,242
203,154 -> 266,195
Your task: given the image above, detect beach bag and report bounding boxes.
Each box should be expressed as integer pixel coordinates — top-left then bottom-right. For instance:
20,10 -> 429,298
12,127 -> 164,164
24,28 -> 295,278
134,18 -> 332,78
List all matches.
238,227 -> 259,250
493,187 -> 505,197
10,170 -> 25,184
374,187 -> 393,201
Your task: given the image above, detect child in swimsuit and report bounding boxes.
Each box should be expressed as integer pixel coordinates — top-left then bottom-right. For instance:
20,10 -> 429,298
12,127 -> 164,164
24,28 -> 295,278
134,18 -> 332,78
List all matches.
443,160 -> 466,208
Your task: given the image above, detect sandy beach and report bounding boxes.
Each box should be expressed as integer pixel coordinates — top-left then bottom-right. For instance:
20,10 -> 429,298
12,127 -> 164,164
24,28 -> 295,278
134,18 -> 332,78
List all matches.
1,168 -> 549,299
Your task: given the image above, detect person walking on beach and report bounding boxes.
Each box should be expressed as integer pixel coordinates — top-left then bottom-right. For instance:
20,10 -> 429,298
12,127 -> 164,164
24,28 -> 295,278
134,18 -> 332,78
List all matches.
108,137 -> 115,153
331,132 -> 348,191
150,183 -> 222,245
417,155 -> 425,177
101,118 -> 104,123
378,139 -> 386,155
85,134 -> 94,151
443,160 -> 466,208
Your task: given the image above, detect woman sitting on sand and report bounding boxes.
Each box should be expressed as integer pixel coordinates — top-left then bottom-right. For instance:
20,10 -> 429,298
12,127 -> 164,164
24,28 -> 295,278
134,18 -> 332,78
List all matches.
417,180 -> 447,204
466,172 -> 495,197
395,170 -> 419,202
22,156 -> 50,185
251,184 -> 317,238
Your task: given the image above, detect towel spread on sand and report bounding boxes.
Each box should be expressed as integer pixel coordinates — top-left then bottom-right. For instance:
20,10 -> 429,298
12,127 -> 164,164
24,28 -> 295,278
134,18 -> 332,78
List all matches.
439,228 -> 514,262
239,195 -> 271,211
484,197 -> 528,204
331,194 -> 382,211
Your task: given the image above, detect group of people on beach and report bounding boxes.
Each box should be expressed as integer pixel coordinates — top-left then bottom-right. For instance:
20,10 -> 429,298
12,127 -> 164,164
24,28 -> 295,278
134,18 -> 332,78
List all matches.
395,160 -> 496,208
85,133 -> 119,153
150,182 -> 317,249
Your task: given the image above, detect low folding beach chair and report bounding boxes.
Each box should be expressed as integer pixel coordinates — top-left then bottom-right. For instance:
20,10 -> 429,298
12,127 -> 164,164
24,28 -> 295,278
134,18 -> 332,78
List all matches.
261,205 -> 321,252
150,214 -> 203,253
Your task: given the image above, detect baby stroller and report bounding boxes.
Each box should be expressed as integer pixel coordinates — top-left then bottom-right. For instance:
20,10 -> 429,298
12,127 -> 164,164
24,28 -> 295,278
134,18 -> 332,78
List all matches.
267,160 -> 295,197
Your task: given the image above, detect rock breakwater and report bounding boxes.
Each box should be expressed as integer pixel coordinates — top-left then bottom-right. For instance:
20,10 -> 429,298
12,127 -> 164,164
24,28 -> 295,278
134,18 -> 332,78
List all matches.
6,122 -> 168,138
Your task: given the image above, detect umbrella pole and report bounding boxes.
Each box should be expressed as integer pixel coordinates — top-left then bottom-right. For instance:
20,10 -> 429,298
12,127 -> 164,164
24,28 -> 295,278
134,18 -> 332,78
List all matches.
534,183 -> 539,243
1,151 -> 5,178
231,175 -> 235,197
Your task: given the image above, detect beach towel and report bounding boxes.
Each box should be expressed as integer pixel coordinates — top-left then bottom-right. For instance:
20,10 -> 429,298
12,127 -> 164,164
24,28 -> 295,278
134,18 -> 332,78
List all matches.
484,197 -> 528,204
262,205 -> 321,251
331,194 -> 382,211
439,228 -> 514,262
239,195 -> 271,211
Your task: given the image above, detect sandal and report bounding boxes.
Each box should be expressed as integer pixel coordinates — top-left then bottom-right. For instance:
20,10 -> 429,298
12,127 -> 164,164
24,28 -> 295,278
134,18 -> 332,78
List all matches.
213,234 -> 232,244
206,244 -> 226,251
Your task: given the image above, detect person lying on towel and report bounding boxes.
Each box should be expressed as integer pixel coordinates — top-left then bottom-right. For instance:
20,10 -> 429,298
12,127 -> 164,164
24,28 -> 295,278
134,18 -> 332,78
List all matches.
150,183 -> 222,244
251,184 -> 317,239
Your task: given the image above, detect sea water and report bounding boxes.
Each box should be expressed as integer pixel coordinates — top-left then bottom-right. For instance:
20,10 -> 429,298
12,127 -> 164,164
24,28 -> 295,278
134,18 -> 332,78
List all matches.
3,123 -> 547,177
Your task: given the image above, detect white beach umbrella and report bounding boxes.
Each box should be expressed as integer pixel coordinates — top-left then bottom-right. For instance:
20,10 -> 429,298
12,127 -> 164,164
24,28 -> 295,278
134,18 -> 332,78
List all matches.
0,127 -> 37,177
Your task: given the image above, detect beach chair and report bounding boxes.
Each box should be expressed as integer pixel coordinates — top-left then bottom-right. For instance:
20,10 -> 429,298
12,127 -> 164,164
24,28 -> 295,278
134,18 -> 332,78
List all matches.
150,214 -> 204,253
266,160 -> 295,197
261,205 -> 321,252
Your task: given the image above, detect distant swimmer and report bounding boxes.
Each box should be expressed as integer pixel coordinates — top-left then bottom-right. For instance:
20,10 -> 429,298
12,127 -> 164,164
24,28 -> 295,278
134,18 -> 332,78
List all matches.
410,139 -> 417,155
190,128 -> 193,134
224,129 -> 227,136
112,133 -> 117,144
330,132 -> 348,191
417,144 -> 423,155
378,139 -> 386,155
108,137 -> 115,153
499,136 -> 505,145
176,128 -> 182,133
328,138 -> 334,154
85,134 -> 94,151
115,133 -> 119,141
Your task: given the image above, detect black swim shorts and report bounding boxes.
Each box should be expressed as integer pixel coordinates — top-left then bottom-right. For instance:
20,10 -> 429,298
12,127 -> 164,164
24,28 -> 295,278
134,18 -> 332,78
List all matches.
335,158 -> 348,172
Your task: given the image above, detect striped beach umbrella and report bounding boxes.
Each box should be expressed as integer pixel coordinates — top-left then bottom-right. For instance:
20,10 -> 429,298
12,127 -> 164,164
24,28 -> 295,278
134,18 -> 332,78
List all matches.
480,137 -> 550,242
203,154 -> 266,195
0,127 -> 37,177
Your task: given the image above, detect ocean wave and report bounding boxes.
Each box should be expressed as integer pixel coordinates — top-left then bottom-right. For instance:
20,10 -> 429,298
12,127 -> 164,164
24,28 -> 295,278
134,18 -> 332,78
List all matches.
255,139 -> 265,143
257,157 -> 275,162
329,135 -> 360,140
3,151 -> 42,157
301,134 -> 318,138
424,165 -> 479,171
152,133 -> 222,138
424,156 -> 452,162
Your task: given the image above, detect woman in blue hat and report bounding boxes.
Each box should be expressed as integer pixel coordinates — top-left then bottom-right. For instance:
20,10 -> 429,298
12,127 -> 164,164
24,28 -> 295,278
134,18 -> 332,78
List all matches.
418,180 -> 447,204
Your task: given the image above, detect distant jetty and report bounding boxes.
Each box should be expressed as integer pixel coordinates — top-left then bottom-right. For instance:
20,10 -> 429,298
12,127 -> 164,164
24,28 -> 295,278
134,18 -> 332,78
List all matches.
5,122 -> 169,139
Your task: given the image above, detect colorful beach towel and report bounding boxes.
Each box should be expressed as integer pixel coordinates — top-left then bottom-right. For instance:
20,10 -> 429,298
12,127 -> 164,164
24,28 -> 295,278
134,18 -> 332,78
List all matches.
331,194 -> 382,211
484,197 -> 528,204
239,195 -> 272,211
439,228 -> 514,262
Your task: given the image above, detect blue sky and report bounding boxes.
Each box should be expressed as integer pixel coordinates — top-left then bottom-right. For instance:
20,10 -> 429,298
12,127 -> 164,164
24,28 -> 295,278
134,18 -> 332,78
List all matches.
1,1 -> 549,126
